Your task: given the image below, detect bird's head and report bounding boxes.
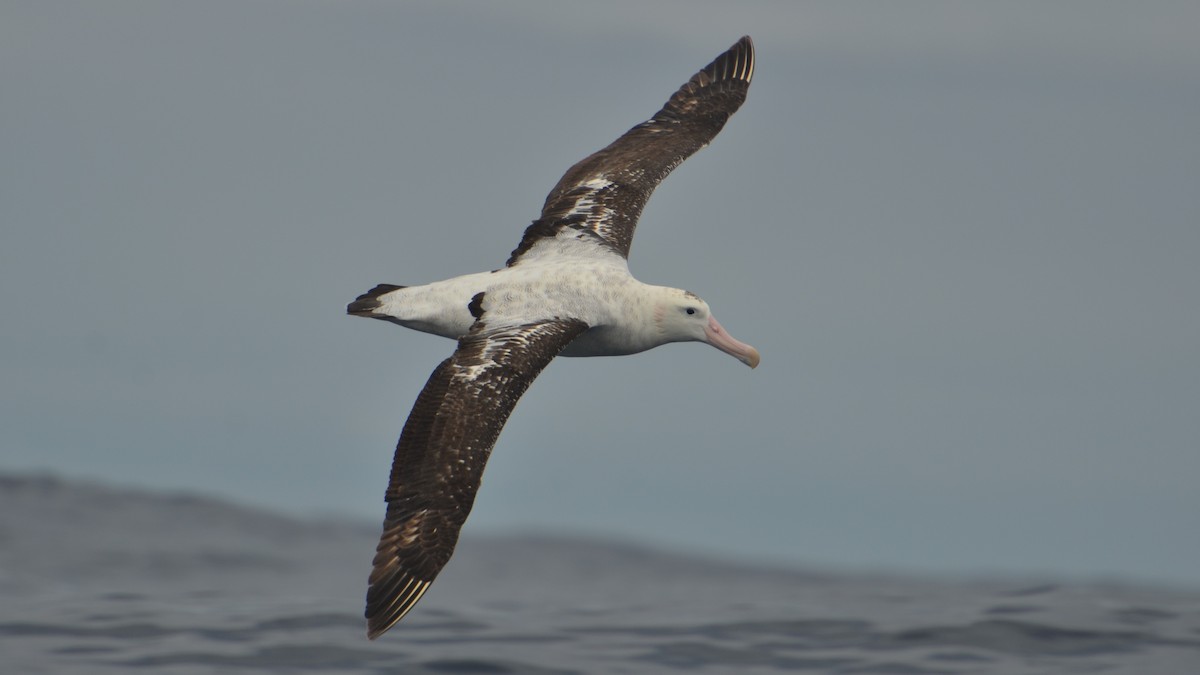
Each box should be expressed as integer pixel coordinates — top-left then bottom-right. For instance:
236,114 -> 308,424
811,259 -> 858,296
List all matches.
655,288 -> 760,369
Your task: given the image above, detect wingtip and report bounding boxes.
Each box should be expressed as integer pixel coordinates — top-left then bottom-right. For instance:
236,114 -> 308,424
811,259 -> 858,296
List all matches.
694,35 -> 755,89
364,571 -> 433,639
728,35 -> 755,83
364,588 -> 431,639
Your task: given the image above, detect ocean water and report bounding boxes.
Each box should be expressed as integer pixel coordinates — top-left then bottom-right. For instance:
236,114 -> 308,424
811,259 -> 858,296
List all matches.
1,475 -> 1197,674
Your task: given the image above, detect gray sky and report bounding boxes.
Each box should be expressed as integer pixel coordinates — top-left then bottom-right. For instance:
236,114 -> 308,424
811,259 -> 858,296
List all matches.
3,1 -> 1198,588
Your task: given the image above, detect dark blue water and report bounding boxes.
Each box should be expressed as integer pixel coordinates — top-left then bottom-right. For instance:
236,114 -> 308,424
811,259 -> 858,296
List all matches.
2,474 -> 1197,673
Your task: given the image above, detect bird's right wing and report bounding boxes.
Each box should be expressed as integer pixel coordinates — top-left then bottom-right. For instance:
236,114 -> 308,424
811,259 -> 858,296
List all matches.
365,317 -> 589,639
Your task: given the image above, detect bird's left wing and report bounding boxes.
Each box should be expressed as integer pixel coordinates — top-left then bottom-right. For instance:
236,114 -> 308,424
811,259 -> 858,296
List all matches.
365,317 -> 589,639
506,36 -> 754,266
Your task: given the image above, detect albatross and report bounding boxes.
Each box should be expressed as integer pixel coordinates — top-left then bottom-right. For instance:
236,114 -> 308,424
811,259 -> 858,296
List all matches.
348,36 -> 759,639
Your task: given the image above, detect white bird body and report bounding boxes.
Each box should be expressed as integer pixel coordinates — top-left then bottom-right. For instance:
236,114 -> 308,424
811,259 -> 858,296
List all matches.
368,256 -> 630,343
363,255 -> 745,360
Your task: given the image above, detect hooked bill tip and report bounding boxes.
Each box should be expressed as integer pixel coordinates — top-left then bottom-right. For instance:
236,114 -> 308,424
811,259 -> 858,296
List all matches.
744,348 -> 761,369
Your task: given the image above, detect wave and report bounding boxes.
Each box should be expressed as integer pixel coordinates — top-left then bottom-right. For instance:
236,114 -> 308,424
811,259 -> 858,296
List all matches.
2,473 -> 1197,673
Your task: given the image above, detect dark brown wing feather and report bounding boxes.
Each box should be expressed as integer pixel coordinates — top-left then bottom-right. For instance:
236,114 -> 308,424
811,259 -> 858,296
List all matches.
506,36 -> 754,266
365,318 -> 589,639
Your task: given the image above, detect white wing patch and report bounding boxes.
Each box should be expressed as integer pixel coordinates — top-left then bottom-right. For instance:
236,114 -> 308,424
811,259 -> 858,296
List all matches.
455,325 -> 536,383
563,177 -> 616,217
562,177 -> 616,230
508,177 -> 623,264
509,223 -> 623,264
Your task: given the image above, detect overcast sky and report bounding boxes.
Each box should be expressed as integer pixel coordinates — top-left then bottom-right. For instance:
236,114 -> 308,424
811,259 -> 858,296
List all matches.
3,1 -> 1198,588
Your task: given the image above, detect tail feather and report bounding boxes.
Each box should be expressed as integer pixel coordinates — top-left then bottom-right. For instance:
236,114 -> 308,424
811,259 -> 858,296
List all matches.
348,284 -> 406,317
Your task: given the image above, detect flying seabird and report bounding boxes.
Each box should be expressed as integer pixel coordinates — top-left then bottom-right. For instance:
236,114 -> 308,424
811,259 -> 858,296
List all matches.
348,36 -> 759,639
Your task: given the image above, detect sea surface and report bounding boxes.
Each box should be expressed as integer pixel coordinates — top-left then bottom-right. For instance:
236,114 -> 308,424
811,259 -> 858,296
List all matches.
1,474 -> 1197,674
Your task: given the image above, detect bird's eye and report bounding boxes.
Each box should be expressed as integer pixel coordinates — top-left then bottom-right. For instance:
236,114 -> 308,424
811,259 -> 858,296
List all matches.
685,307 -> 696,315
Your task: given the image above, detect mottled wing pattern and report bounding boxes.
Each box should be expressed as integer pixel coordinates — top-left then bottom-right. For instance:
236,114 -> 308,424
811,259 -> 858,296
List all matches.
506,36 -> 754,266
365,318 -> 589,639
